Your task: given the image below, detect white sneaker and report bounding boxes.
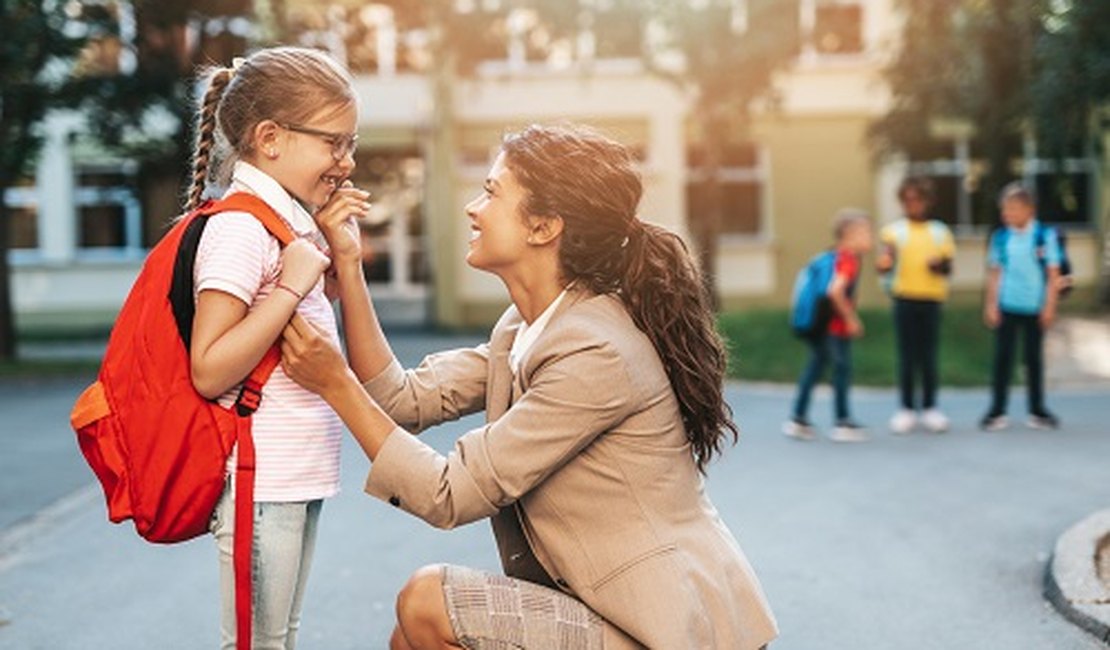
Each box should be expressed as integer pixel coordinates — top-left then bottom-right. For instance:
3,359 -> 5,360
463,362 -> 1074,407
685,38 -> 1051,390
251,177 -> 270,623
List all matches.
782,419 -> 817,441
830,421 -> 869,443
889,409 -> 917,435
921,408 -> 950,433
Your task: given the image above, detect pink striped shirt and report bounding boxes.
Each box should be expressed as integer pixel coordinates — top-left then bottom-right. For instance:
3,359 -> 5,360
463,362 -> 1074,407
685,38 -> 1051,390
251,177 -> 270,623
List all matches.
193,162 -> 342,502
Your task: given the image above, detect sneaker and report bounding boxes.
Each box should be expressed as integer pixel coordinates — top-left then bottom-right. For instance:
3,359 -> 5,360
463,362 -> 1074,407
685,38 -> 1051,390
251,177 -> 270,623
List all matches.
1027,410 -> 1060,430
921,408 -> 950,433
830,420 -> 869,443
782,418 -> 817,441
889,409 -> 917,435
979,412 -> 1009,431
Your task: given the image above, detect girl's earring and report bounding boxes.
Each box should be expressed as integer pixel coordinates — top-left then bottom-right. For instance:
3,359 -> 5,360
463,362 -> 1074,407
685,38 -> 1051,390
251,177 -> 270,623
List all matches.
267,149 -> 278,159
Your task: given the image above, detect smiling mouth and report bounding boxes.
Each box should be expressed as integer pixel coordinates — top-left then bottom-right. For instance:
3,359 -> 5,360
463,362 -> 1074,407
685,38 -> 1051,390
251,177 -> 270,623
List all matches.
322,174 -> 343,191
469,226 -> 481,242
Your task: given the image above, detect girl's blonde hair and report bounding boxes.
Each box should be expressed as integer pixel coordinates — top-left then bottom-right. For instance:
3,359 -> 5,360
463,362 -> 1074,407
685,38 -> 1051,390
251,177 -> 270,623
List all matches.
186,46 -> 356,211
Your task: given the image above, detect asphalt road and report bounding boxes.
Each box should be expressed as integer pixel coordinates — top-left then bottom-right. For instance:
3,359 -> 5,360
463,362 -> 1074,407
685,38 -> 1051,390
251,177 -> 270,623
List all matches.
1,332 -> 1107,649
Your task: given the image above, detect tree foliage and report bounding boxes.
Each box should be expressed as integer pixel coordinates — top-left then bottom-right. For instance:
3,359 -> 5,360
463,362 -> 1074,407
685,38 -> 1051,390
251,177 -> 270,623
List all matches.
0,0 -> 90,360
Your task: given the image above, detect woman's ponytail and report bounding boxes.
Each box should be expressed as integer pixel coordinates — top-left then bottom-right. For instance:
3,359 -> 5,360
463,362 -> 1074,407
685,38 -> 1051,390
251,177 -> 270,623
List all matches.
620,221 -> 738,474
185,67 -> 233,212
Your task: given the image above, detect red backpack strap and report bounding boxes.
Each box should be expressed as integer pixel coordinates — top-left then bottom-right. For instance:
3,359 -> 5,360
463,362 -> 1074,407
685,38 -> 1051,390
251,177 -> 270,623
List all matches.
198,192 -> 297,247
196,192 -> 295,650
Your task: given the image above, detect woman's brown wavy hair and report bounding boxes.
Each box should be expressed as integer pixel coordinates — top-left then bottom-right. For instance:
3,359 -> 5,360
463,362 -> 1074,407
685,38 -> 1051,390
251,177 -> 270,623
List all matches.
501,123 -> 738,473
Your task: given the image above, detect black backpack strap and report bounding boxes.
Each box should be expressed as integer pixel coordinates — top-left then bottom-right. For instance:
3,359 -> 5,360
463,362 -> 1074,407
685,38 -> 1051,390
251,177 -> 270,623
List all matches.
169,215 -> 211,350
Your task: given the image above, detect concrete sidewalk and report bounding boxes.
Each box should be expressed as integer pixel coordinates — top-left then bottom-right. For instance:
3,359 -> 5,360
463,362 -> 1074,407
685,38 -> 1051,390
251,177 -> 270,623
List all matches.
3,323 -> 1110,649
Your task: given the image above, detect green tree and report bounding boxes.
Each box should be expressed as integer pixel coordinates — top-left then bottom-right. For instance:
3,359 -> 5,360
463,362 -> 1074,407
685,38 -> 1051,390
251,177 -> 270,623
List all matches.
1032,0 -> 1110,303
0,0 -> 87,361
869,0 -> 1048,227
636,0 -> 801,308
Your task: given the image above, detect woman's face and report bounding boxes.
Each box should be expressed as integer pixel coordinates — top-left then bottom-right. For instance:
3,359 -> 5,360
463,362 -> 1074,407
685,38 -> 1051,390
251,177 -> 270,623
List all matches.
464,152 -> 534,275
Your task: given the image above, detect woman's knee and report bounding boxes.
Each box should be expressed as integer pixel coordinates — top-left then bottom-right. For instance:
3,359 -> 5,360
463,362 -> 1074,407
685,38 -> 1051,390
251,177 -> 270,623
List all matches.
395,564 -> 454,645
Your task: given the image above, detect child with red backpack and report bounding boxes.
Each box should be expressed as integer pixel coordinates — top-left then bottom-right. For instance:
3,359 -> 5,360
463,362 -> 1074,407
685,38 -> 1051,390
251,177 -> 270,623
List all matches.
71,46 -> 369,648
185,47 -> 375,649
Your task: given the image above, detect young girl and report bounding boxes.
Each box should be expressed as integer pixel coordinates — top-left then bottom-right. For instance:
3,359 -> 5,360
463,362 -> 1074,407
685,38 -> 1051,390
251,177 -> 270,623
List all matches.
185,46 -> 371,649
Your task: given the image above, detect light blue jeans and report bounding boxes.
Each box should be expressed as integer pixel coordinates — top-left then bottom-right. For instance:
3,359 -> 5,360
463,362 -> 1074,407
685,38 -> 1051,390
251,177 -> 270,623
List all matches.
210,485 -> 323,650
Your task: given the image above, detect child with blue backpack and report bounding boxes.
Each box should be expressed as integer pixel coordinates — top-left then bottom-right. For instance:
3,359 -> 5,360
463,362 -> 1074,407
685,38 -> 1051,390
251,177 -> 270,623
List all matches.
876,177 -> 955,435
784,209 -> 873,442
981,182 -> 1063,430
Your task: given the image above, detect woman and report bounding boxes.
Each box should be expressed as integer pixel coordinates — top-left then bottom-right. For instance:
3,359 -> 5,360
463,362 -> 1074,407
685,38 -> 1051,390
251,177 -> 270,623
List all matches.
281,124 -> 777,649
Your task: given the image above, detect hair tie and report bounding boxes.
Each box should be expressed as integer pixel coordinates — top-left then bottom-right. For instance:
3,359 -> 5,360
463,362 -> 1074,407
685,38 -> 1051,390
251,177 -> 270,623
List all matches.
621,218 -> 644,249
231,56 -> 247,75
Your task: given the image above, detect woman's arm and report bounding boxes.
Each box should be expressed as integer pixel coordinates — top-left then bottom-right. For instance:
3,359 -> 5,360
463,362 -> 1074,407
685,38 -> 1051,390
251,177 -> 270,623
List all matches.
280,313 -> 397,458
191,238 -> 329,399
311,185 -> 395,383
281,314 -> 636,529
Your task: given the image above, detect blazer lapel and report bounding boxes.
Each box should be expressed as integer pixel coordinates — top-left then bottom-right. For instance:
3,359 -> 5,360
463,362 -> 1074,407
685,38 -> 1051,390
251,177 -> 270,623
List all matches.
486,311 -> 519,421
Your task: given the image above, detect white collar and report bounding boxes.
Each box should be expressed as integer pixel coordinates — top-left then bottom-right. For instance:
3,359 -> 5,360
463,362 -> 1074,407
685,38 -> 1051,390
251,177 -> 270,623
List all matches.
509,288 -> 570,375
227,160 -> 323,241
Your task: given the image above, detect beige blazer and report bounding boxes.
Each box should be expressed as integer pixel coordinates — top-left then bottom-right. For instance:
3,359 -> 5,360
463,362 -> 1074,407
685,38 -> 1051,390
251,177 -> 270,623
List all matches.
363,287 -> 777,649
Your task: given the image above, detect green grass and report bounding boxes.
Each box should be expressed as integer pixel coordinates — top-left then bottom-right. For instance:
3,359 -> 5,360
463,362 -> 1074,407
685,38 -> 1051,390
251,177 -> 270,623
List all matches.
718,306 -> 996,387
0,359 -> 100,378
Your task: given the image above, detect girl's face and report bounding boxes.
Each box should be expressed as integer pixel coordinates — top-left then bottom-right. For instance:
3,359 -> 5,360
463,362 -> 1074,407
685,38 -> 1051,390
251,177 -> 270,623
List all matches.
900,189 -> 929,221
1001,198 -> 1035,228
464,152 -> 535,275
267,102 -> 358,209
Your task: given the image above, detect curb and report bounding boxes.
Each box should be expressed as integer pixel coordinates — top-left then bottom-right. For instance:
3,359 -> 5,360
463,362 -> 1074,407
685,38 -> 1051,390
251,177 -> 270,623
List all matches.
1045,509 -> 1110,645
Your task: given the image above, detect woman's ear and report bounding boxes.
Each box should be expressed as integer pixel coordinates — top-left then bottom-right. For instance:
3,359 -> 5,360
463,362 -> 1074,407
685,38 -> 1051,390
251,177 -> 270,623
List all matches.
527,214 -> 564,246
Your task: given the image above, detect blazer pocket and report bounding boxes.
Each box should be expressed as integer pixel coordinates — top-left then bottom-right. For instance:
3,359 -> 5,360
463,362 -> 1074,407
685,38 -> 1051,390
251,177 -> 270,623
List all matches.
591,543 -> 678,591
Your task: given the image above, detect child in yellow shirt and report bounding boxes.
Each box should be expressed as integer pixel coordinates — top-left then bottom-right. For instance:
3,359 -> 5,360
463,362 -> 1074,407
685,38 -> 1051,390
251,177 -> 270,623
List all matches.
876,177 -> 955,434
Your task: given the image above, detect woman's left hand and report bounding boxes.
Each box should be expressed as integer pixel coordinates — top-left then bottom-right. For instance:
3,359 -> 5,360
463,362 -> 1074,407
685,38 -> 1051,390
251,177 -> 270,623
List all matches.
281,313 -> 349,398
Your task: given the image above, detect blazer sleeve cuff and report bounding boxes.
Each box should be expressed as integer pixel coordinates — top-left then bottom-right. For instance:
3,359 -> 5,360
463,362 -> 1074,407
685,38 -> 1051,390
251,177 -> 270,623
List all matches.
364,426 -> 497,529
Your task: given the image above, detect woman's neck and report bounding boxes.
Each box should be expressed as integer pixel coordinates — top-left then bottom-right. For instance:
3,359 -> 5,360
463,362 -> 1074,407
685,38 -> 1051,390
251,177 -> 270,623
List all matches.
503,269 -> 567,324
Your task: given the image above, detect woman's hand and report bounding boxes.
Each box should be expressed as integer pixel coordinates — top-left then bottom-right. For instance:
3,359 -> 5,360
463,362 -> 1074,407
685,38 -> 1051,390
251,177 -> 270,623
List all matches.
315,181 -> 370,264
279,239 -> 330,297
281,313 -> 351,399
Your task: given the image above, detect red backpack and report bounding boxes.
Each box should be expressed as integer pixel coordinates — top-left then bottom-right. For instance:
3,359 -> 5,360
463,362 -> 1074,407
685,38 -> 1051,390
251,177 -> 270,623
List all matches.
70,192 -> 293,650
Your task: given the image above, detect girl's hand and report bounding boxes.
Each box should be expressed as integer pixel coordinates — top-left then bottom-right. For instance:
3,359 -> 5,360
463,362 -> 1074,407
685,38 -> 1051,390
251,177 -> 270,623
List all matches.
983,303 -> 1001,329
315,182 -> 370,264
281,313 -> 349,397
279,239 -> 330,297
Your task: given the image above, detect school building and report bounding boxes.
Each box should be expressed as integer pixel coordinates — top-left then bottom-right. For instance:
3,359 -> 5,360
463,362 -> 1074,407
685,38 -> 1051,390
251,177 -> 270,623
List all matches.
9,0 -> 1105,331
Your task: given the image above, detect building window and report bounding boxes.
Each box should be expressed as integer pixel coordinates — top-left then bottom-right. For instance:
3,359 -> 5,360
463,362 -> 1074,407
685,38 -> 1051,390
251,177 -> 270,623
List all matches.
686,143 -> 766,236
800,0 -> 864,58
75,167 -> 142,255
813,2 -> 862,55
906,157 -> 1096,229
349,147 -> 428,292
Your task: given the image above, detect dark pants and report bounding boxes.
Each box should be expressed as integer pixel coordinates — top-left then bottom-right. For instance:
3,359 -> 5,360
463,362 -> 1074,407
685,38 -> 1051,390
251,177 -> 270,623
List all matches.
893,299 -> 942,410
988,311 -> 1045,415
792,335 -> 852,421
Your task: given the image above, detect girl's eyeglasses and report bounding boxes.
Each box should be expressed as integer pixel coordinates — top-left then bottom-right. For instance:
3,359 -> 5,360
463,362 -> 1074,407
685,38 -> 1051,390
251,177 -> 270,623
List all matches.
277,123 -> 359,161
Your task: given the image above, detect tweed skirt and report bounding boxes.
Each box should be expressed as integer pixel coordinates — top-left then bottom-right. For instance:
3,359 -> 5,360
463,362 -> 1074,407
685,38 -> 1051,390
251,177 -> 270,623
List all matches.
441,564 -> 610,650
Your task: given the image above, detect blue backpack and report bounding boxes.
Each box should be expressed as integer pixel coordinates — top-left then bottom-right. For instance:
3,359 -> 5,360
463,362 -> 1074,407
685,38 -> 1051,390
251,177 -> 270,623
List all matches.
790,250 -> 837,339
990,222 -> 1072,297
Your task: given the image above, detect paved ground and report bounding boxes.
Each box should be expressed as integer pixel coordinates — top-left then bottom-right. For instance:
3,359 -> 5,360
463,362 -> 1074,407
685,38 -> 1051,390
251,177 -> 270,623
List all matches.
1,330 -> 1109,649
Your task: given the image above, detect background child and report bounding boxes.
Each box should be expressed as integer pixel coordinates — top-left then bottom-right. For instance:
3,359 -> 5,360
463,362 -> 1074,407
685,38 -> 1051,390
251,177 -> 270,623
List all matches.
186,47 -> 370,648
876,177 -> 955,434
784,209 -> 873,443
981,182 -> 1062,431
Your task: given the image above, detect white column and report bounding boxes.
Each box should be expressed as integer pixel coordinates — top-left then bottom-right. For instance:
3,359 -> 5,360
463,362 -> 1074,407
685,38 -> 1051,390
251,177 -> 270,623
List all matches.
36,114 -> 78,265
